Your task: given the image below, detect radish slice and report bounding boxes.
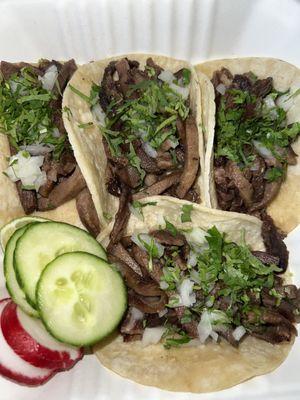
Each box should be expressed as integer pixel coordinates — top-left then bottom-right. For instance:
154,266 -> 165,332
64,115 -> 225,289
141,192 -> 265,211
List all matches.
1,301 -> 83,370
0,299 -> 55,386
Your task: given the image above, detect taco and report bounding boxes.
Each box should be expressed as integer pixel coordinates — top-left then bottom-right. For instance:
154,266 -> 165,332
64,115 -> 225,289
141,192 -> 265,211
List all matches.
195,58 -> 300,233
0,60 -> 100,235
94,197 -> 300,393
62,54 -> 206,241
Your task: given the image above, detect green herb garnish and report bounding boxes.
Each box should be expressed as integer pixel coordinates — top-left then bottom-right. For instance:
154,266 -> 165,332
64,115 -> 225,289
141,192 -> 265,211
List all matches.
215,86 -> 300,166
131,200 -> 157,220
181,204 -> 193,222
265,167 -> 284,182
78,122 -> 93,129
164,218 -> 178,237
0,67 -> 65,159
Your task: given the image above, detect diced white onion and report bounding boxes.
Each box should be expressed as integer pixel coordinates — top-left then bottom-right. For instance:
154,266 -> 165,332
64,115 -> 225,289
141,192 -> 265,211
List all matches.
205,298 -> 214,308
38,65 -> 58,91
232,325 -> 246,341
187,250 -> 198,267
216,83 -> 226,95
92,103 -> 105,126
142,327 -> 165,347
178,278 -> 196,307
276,93 -> 293,112
253,140 -> 273,159
158,70 -> 175,84
20,144 -> 54,156
264,94 -> 276,109
183,227 -> 207,246
169,83 -> 190,100
189,269 -> 201,284
5,151 -> 46,191
158,308 -> 168,318
159,281 -> 169,290
131,307 -> 144,321
10,80 -> 18,93
51,128 -> 60,138
210,330 -> 219,342
142,142 -> 158,158
124,307 -> 144,333
131,233 -> 164,257
197,310 -> 213,343
158,70 -> 190,99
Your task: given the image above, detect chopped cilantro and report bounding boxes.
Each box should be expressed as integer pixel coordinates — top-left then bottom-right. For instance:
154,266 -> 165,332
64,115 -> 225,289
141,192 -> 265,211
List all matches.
128,143 -> 145,183
181,204 -> 193,222
103,212 -> 112,222
181,68 -> 191,86
78,122 -> 93,129
69,85 -> 92,103
265,167 -> 284,182
63,105 -> 73,121
131,200 -> 157,220
164,218 -> 178,236
215,85 -> 300,166
101,72 -> 190,181
0,66 -> 66,158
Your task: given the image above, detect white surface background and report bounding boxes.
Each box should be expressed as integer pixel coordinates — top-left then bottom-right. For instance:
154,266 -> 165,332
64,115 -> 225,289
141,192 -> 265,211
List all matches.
0,0 -> 299,65
0,0 -> 300,399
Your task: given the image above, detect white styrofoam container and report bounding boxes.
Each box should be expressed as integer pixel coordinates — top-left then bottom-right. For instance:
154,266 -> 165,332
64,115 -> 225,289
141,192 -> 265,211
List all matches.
0,0 -> 300,399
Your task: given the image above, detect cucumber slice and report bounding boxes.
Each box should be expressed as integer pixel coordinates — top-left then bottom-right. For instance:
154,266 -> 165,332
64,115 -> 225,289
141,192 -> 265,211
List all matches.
4,225 -> 39,317
0,216 -> 48,250
14,222 -> 106,308
37,252 -> 126,346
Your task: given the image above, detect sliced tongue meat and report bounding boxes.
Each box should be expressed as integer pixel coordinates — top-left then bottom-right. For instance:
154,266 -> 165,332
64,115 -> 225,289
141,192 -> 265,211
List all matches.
76,188 -> 100,237
37,166 -> 86,211
175,116 -> 199,198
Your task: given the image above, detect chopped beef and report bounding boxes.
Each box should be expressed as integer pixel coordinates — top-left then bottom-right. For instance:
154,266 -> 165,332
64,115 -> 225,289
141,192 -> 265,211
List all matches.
109,254 -> 163,297
251,324 -> 296,344
76,188 -> 100,237
99,58 -> 200,213
3,60 -> 82,214
156,152 -> 174,170
261,213 -> 289,272
252,77 -> 273,98
135,145 -> 159,173
151,230 -> 187,246
120,307 -> 144,335
144,174 -> 158,187
225,161 -> 253,207
287,146 -> 298,165
108,242 -> 143,277
130,244 -> 153,278
176,116 -> 199,198
146,57 -> 163,77
250,180 -> 281,211
252,251 -> 279,265
115,165 -> 141,189
176,118 -> 186,144
128,290 -> 167,314
16,181 -> 37,215
37,166 -> 86,211
133,170 -> 182,199
108,184 -> 131,245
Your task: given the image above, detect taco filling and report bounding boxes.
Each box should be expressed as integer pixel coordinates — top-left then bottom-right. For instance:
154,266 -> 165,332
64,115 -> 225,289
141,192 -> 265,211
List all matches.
95,58 -> 200,202
108,222 -> 300,347
0,60 -> 100,236
211,68 -> 300,218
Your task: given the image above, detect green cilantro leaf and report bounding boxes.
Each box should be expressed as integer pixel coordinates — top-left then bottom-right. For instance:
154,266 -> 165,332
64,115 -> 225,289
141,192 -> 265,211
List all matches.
181,204 -> 193,222
265,167 -> 284,182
